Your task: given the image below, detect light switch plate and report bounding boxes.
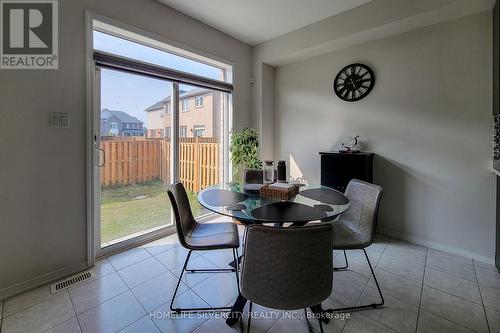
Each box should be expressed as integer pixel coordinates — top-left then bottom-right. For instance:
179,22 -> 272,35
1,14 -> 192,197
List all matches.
49,112 -> 69,128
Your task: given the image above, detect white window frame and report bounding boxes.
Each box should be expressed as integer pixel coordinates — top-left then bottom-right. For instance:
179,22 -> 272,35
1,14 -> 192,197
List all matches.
182,99 -> 189,112
180,125 -> 187,138
193,125 -> 205,137
195,96 -> 203,108
86,12 -> 234,263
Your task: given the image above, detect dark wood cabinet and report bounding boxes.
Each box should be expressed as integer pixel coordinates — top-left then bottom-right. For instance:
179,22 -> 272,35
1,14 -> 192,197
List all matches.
320,152 -> 374,193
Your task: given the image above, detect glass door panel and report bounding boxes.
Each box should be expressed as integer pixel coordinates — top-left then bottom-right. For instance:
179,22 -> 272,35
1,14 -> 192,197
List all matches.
98,68 -> 173,247
177,84 -> 229,218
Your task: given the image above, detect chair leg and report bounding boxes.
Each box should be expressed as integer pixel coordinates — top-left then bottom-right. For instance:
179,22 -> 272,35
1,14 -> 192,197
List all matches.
333,250 -> 348,271
247,302 -> 253,333
233,248 -> 241,292
185,249 -> 237,274
170,249 -> 237,313
170,249 -> 192,312
327,248 -> 384,312
317,316 -> 325,333
304,308 -> 324,333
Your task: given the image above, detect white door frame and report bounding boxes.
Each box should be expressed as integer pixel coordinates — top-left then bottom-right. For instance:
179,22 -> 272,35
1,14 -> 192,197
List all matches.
85,13 -> 175,263
85,11 -> 234,265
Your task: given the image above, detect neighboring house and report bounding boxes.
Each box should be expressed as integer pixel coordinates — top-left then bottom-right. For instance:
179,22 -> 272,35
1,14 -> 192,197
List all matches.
144,88 -> 221,139
101,108 -> 145,137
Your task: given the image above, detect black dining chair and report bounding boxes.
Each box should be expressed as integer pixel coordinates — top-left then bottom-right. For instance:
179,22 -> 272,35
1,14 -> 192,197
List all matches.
243,169 -> 263,184
243,169 -> 277,184
167,181 -> 240,312
240,224 -> 334,333
326,179 -> 384,311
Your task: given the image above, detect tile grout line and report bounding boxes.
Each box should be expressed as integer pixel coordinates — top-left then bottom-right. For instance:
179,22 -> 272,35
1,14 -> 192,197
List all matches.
350,311 -> 400,333
1,290 -> 64,320
414,246 -> 428,333
422,284 -> 495,313
425,264 -> 477,283
385,251 -> 490,332
1,287 -> 81,322
339,236 -> 391,333
340,238 -> 429,333
112,266 -> 165,333
2,262 -> 118,320
411,284 -> 489,333
473,260 -> 491,333
263,310 -> 289,333
356,235 -> 390,303
144,252 -> 222,329
143,241 -> 180,257
107,248 -> 156,272
62,291 -> 83,333
418,306 -> 485,333
349,238 -> 416,333
353,240 -> 481,333
1,243 -> 197,332
337,236 -> 391,333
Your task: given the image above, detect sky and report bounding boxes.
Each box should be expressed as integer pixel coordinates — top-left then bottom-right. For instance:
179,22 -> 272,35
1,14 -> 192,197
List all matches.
94,31 -> 222,124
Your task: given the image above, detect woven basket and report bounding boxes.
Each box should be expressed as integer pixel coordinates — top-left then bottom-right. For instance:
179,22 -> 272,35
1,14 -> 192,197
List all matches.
260,183 -> 299,200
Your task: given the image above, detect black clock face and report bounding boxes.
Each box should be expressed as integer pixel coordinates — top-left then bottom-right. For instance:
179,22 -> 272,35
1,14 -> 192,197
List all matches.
334,63 -> 375,102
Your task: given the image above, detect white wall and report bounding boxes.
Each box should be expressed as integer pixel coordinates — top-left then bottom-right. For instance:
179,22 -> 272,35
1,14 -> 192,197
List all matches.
0,0 -> 252,297
274,12 -> 495,261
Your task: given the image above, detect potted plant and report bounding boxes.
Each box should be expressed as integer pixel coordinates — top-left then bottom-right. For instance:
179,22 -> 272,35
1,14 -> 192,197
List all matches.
230,128 -> 263,181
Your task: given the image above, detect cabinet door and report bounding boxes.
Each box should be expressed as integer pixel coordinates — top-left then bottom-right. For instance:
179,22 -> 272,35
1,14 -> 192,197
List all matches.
320,154 -> 373,192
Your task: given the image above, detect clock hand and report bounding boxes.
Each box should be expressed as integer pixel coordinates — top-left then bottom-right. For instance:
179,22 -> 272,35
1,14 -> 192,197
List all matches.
351,78 -> 371,84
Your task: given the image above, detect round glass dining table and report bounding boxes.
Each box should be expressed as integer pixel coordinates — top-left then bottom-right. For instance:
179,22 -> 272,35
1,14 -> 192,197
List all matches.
197,182 -> 350,225
197,182 -> 350,327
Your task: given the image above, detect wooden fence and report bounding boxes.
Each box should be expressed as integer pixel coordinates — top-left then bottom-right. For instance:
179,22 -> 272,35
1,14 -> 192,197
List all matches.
100,137 -> 220,192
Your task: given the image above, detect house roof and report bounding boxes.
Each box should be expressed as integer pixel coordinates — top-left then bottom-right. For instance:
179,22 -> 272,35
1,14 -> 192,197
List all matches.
144,88 -> 210,112
101,109 -> 144,124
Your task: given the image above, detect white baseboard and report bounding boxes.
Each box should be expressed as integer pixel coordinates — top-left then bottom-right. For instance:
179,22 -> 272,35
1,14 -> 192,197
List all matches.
379,227 -> 496,266
0,261 -> 88,300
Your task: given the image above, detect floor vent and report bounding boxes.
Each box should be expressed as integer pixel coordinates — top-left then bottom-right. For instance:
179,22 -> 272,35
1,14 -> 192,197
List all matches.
50,271 -> 95,293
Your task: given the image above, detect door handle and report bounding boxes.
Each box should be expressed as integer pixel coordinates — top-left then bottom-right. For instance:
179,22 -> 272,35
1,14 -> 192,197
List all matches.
97,148 -> 105,167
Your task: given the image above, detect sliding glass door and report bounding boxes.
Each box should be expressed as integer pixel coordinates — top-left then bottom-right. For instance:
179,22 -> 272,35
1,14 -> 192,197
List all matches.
177,84 -> 230,218
97,68 -> 174,248
91,20 -> 233,256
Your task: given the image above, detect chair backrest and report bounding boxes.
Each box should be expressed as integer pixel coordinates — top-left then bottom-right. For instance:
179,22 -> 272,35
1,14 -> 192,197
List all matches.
243,169 -> 277,184
338,179 -> 383,246
244,169 -> 263,184
167,181 -> 196,248
240,224 -> 333,310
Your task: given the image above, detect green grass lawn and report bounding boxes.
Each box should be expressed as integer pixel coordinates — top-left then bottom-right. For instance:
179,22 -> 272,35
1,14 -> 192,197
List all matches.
101,180 -> 203,244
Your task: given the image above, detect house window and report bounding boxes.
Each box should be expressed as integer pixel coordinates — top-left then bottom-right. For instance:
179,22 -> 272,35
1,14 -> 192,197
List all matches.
125,124 -> 130,129
110,122 -> 118,130
195,96 -> 203,107
165,127 -> 171,138
182,99 -> 189,112
180,126 -> 187,138
193,125 -> 205,137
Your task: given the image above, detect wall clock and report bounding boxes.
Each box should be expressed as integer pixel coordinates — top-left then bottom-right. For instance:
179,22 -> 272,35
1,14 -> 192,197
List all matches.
333,63 -> 375,102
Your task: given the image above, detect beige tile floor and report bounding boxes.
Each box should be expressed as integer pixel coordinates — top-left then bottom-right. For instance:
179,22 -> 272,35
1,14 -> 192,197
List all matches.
1,224 -> 499,333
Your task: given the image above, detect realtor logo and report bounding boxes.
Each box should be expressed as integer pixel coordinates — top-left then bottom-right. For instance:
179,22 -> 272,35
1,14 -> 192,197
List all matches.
1,0 -> 58,69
